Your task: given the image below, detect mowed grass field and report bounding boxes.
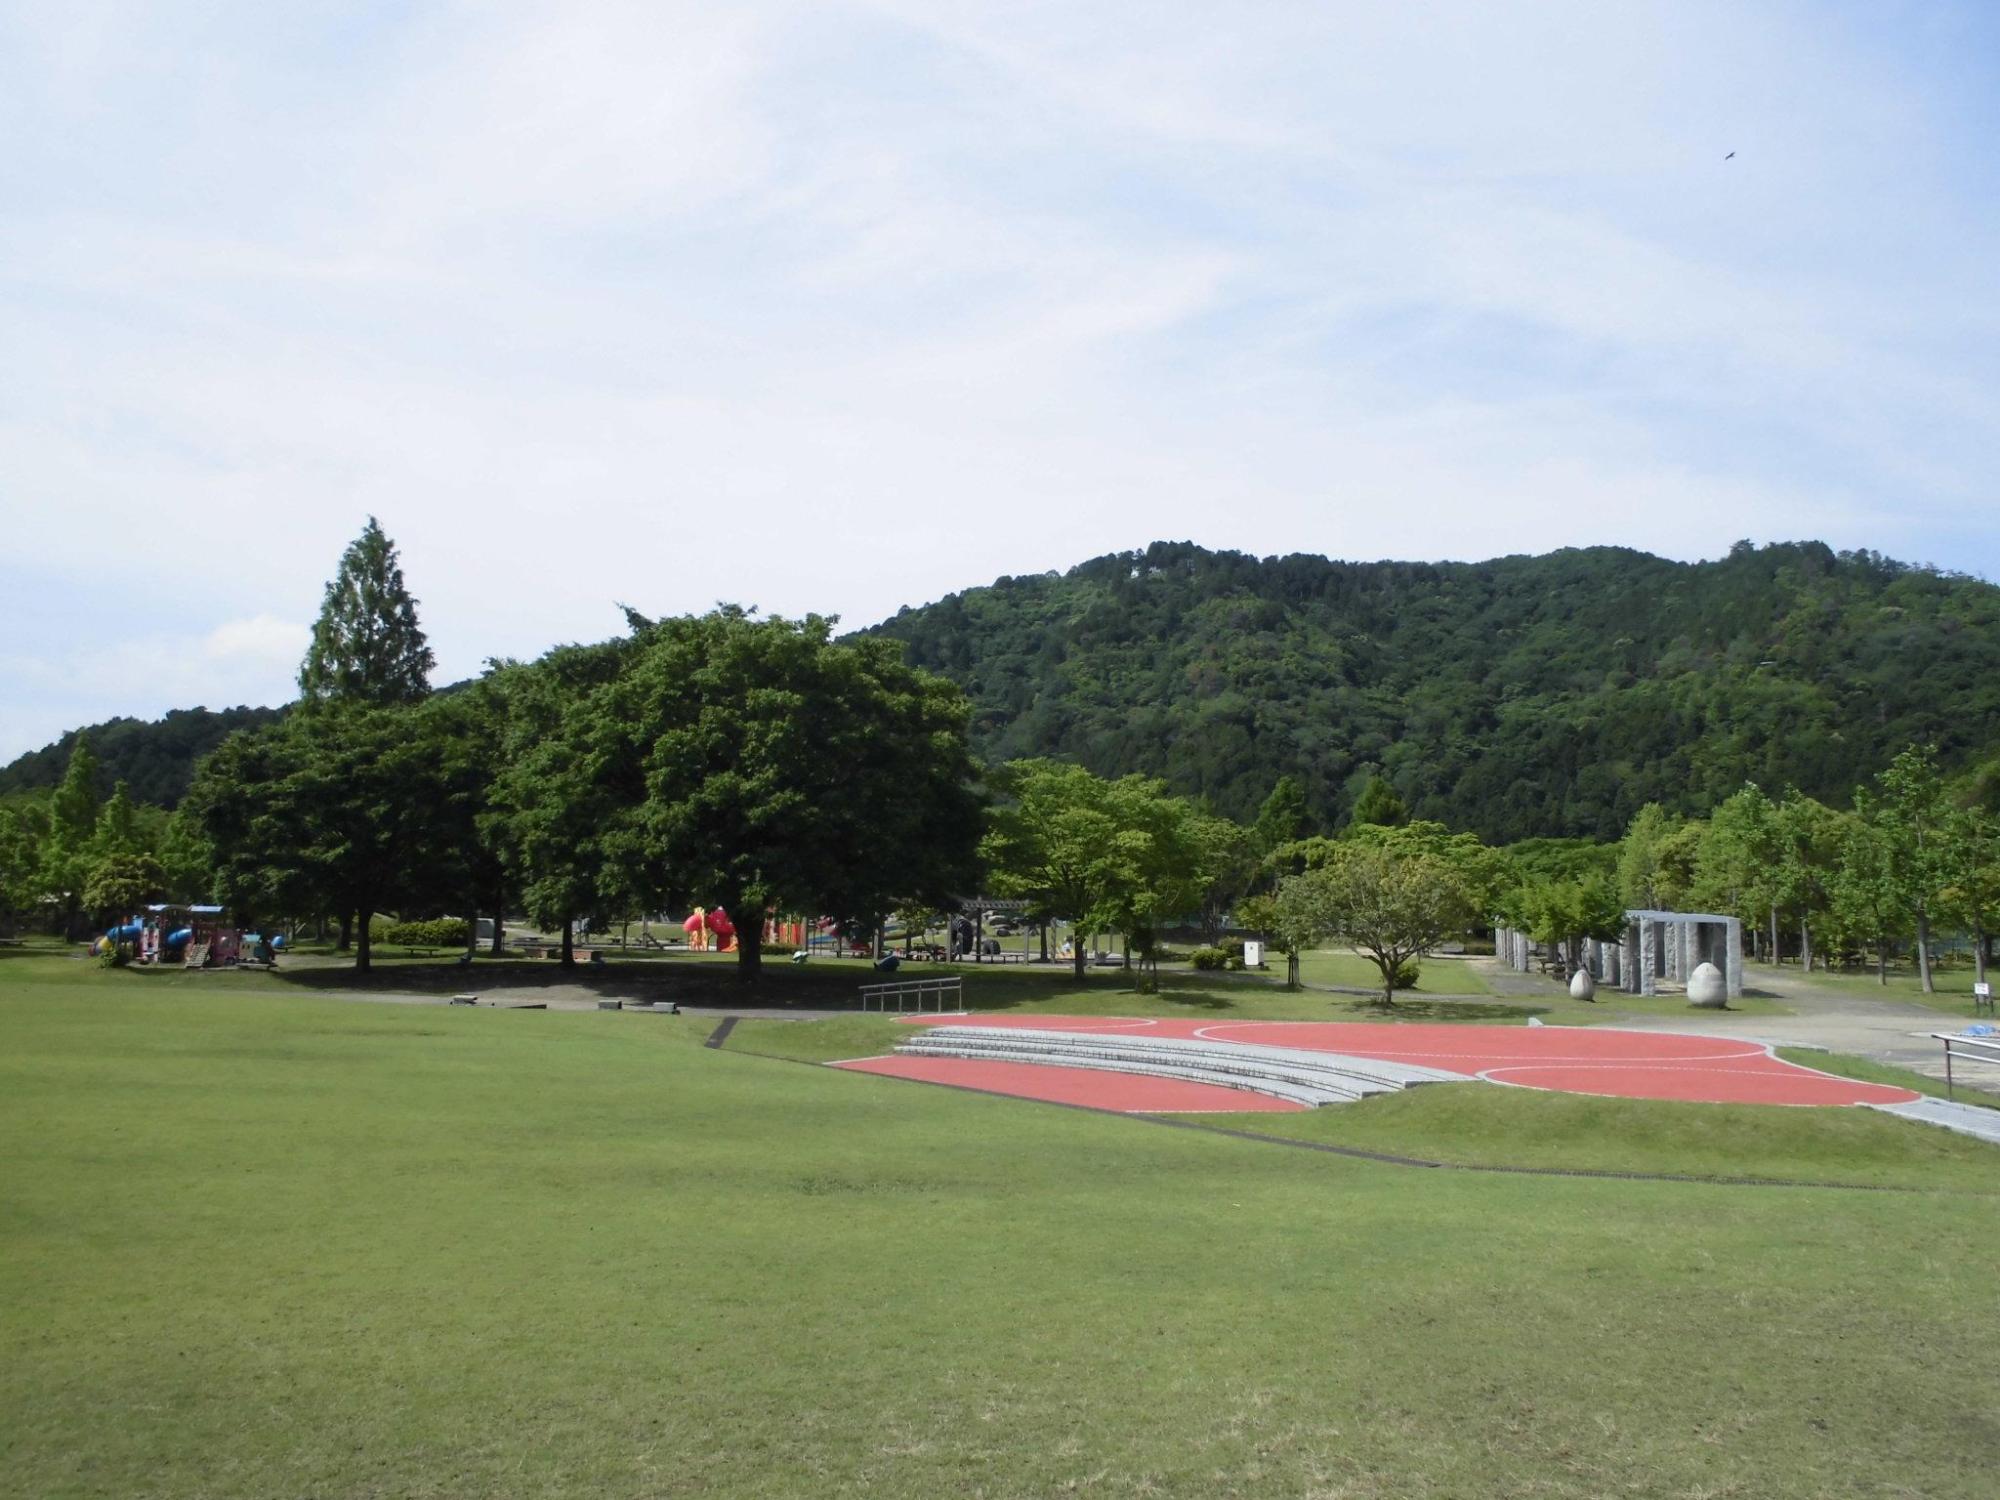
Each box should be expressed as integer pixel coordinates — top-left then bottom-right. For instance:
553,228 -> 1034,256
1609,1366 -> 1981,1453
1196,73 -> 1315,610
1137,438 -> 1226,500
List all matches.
4,954 -> 1998,1498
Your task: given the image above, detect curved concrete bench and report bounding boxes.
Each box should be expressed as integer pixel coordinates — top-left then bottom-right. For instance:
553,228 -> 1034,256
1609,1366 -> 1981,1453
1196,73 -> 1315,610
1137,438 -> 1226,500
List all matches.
896,1025 -> 1465,1108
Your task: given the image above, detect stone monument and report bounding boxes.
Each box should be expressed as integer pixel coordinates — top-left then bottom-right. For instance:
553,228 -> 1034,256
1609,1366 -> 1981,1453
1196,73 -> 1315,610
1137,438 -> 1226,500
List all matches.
1687,961 -> 1727,1008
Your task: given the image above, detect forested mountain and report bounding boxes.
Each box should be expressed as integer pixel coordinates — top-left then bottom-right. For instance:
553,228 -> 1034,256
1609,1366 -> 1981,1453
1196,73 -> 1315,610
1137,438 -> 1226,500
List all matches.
9,540 -> 1998,841
0,706 -> 286,809
866,540 -> 2000,841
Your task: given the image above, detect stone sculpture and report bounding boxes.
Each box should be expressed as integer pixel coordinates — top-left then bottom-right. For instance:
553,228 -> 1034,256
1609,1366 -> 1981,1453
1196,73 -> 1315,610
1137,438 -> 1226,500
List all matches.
1687,961 -> 1727,1008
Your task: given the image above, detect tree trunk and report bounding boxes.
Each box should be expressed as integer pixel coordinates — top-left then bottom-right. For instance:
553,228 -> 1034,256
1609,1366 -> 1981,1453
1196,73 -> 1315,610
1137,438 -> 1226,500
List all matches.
355,907 -> 373,974
1915,912 -> 1934,993
1073,932 -> 1086,980
1973,930 -> 1988,987
1770,905 -> 1780,968
1286,949 -> 1300,990
490,906 -> 504,956
1877,938 -> 1888,985
1799,917 -> 1811,974
337,911 -> 352,951
560,919 -> 575,969
735,918 -> 763,982
1039,924 -> 1049,964
314,913 -> 326,942
465,908 -> 479,963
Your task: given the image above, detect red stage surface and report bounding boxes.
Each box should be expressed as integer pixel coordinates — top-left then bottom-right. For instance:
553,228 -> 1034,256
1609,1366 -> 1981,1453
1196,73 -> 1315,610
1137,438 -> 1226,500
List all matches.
833,1054 -> 1308,1113
853,1014 -> 1922,1110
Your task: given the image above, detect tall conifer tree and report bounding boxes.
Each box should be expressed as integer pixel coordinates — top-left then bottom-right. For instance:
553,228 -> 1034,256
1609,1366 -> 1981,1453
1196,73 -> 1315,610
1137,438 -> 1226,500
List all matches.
298,518 -> 435,707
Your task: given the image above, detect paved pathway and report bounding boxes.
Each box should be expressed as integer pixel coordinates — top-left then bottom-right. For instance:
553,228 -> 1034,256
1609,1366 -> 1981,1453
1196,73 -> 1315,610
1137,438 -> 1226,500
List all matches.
1595,964 -> 1998,1093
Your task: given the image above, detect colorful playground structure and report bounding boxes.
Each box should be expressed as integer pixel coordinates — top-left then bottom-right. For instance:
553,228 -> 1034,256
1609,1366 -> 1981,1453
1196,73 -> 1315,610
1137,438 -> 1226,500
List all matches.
92,905 -> 283,968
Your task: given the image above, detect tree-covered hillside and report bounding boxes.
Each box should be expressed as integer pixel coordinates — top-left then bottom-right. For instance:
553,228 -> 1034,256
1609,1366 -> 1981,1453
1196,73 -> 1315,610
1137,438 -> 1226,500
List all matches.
0,707 -> 286,810
867,540 -> 2000,841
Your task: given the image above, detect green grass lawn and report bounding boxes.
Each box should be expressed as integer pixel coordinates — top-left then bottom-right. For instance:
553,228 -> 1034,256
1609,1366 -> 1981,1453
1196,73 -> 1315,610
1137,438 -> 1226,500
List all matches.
4,956 -> 1998,1497
1294,947 -> 1493,995
1171,1081 -> 2000,1190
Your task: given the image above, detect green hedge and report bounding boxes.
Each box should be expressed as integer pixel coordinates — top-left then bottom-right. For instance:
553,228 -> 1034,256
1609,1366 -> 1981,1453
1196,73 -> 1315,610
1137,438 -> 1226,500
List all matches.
383,919 -> 470,949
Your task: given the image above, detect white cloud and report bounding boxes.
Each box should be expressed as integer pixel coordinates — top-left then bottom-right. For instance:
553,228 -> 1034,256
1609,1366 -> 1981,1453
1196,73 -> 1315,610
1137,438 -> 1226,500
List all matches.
1,0 -> 1996,760
203,614 -> 310,667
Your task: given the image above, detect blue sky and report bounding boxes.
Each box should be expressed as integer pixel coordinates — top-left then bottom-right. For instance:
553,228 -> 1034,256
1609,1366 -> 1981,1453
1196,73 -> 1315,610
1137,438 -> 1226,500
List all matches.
3,1 -> 1996,763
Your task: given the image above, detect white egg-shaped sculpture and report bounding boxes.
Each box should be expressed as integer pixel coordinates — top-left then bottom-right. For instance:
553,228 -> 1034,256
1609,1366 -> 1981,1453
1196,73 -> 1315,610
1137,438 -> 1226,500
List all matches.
1568,969 -> 1596,1000
1687,961 -> 1727,1008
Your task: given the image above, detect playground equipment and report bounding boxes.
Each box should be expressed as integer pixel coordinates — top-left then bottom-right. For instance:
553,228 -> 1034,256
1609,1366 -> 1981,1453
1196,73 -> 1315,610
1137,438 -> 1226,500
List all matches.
92,905 -> 269,967
681,906 -> 737,952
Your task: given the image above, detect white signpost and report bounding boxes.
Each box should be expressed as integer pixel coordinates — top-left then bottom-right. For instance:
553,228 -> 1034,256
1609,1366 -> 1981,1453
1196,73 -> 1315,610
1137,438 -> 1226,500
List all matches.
1243,939 -> 1264,969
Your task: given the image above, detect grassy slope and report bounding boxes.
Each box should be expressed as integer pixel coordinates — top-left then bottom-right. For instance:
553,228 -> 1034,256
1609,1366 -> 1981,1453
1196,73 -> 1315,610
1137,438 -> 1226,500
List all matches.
1171,1084 -> 2000,1190
1775,1045 -> 2000,1111
6,961 -> 1998,1498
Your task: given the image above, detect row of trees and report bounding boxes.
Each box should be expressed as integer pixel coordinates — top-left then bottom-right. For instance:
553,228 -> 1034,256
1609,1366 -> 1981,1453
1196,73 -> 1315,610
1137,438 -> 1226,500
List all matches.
7,520 -> 1995,1000
0,735 -> 211,939
177,522 -> 990,976
1612,748 -> 2000,990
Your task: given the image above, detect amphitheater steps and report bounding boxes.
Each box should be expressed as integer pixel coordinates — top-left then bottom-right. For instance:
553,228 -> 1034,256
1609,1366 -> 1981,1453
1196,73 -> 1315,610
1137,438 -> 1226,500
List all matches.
895,1025 -> 1467,1108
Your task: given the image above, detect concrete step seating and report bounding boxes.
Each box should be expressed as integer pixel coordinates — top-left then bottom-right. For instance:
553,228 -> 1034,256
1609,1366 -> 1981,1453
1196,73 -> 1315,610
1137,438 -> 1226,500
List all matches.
897,1025 -> 1465,1107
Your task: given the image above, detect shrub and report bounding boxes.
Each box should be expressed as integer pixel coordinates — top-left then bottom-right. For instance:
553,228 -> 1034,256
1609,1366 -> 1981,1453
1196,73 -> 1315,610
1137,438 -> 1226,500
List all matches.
1219,935 -> 1247,971
1189,946 -> 1229,971
96,941 -> 132,969
383,918 -> 470,948
1391,958 -> 1420,990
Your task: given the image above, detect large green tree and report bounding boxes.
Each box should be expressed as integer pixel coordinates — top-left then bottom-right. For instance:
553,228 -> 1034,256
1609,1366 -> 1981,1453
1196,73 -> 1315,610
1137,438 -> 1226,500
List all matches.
1772,790 -> 1843,971
1829,796 -> 1909,983
1872,746 -> 1952,993
984,761 -> 1150,979
188,703 -> 473,974
1938,807 -> 2000,987
508,609 -> 985,981
298,517 -> 436,707
1693,785 -> 1783,957
0,802 -> 44,935
488,640 -> 647,967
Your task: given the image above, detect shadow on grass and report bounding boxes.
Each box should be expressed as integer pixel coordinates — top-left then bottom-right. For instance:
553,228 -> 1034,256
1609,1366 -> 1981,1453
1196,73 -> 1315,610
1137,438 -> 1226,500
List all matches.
1323,998 -> 1550,1023
269,954 -> 1144,1011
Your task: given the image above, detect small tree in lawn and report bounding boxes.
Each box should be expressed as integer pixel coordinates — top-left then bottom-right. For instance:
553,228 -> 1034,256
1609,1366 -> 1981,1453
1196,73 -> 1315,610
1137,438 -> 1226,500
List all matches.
1267,881 -> 1336,990
1284,844 -> 1476,1006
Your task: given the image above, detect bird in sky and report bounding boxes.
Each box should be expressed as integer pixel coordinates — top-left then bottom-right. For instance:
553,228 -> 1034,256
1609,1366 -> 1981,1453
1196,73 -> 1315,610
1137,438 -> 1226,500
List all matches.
1724,151 -> 1736,159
